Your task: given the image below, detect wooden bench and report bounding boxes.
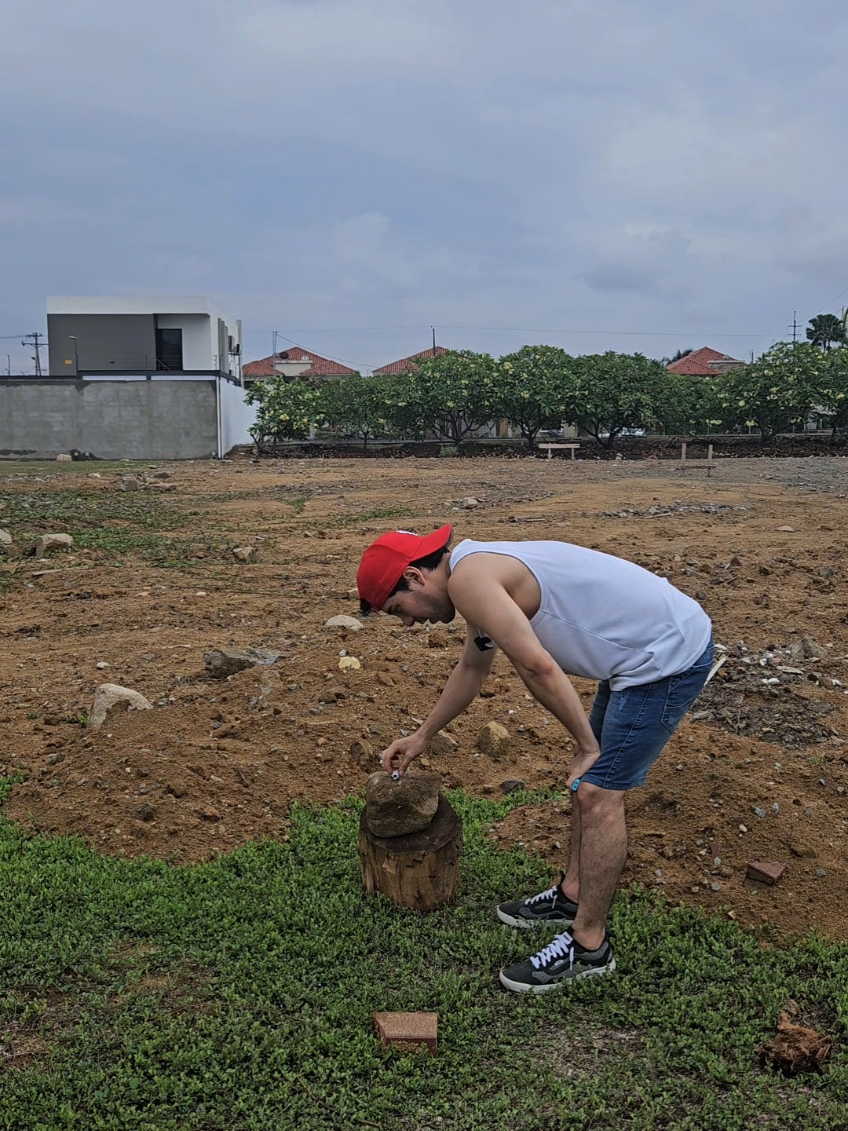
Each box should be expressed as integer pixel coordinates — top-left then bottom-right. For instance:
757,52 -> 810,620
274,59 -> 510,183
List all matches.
679,442 -> 715,476
538,443 -> 580,460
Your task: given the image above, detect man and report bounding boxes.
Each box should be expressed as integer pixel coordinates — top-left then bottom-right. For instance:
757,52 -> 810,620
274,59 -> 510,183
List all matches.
357,524 -> 713,993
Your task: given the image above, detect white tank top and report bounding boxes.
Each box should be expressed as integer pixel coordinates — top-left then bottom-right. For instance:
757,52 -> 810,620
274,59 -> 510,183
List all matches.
450,539 -> 712,690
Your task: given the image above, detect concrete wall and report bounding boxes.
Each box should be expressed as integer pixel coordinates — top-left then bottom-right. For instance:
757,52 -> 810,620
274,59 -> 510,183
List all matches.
218,377 -> 259,456
48,314 -> 156,374
0,379 -> 219,460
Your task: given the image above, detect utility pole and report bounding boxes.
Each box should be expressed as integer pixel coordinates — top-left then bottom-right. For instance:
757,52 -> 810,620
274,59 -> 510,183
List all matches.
431,326 -> 436,356
22,331 -> 44,376
792,311 -> 798,344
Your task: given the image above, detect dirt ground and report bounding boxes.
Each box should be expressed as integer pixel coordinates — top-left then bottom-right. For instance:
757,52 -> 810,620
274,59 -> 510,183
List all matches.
1,454 -> 847,939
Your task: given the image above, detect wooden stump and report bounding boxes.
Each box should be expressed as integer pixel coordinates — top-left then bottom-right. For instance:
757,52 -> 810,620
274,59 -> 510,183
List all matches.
358,795 -> 463,910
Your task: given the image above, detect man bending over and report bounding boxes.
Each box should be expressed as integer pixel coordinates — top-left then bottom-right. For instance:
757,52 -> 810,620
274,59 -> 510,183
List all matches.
357,524 -> 713,993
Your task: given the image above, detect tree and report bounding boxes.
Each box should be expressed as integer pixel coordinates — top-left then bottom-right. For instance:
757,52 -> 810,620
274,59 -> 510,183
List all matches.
563,352 -> 666,447
392,350 -> 498,450
245,377 -> 324,447
320,375 -> 394,450
654,373 -> 725,435
494,345 -> 572,451
806,313 -> 847,351
713,342 -> 825,442
818,347 -> 848,444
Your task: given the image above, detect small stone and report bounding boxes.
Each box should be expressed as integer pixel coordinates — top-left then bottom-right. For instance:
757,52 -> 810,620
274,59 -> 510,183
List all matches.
365,771 -> 440,836
772,803 -> 779,813
153,470 -> 172,479
777,525 -> 794,532
801,635 -> 829,660
739,824 -> 748,833
500,779 -> 525,794
196,805 -> 222,821
818,566 -> 834,580
120,476 -> 141,491
338,656 -> 361,671
816,868 -> 827,878
46,752 -> 64,765
203,647 -> 280,679
231,546 -> 257,563
429,730 -> 458,756
33,533 -> 73,559
753,807 -> 766,818
0,529 -> 12,546
151,482 -> 177,492
55,453 -> 72,462
89,683 -> 154,730
96,661 -> 109,670
427,629 -> 447,649
459,497 -> 479,509
710,882 -> 722,892
325,615 -> 363,632
478,721 -> 511,760
377,671 -> 394,687
349,739 -> 375,769
137,802 -> 155,822
746,860 -> 785,885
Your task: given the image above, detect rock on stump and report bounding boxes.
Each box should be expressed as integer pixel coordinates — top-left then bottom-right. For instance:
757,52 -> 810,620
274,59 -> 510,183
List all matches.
358,773 -> 463,911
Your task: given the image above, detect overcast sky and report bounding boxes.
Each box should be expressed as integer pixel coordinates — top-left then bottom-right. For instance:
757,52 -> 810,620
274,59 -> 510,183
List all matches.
2,0 -> 848,374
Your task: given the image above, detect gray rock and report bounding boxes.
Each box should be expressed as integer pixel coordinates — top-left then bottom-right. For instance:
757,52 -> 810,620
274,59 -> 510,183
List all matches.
231,546 -> 257,563
365,771 -> 440,837
203,647 -> 281,679
478,721 -> 511,759
801,634 -> 828,660
325,615 -> 363,632
55,453 -> 72,462
349,738 -> 376,769
500,779 -> 525,794
0,529 -> 12,545
753,807 -> 766,818
34,533 -> 73,559
120,476 -> 141,491
90,683 -> 153,730
459,497 -> 479,509
816,868 -> 827,878
429,729 -> 458,755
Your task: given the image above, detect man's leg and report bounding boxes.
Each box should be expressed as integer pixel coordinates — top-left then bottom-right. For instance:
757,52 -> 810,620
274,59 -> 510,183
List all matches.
561,681 -> 609,906
568,783 -> 627,951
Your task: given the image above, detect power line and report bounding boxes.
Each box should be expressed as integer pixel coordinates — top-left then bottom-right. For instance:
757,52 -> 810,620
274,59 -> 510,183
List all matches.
249,323 -> 779,339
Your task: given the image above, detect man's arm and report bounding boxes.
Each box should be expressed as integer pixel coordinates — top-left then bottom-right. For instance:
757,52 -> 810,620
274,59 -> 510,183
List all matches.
448,563 -> 601,784
380,625 -> 496,775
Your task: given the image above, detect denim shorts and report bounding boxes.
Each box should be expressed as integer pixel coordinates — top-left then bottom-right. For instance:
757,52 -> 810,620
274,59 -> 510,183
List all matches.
580,638 -> 714,792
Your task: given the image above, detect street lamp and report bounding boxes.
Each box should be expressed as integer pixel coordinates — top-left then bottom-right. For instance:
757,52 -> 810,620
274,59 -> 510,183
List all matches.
68,336 -> 79,376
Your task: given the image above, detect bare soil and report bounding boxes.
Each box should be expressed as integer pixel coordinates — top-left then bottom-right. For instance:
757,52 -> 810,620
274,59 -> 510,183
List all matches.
1,454 -> 847,938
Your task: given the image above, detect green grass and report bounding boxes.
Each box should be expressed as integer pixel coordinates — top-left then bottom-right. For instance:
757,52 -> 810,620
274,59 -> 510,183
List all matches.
1,789 -> 847,1130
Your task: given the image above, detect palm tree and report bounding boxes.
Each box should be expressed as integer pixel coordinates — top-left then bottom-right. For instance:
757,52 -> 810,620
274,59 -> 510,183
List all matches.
806,313 -> 847,351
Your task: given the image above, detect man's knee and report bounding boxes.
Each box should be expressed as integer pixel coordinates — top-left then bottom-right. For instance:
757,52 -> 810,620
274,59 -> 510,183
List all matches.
577,781 -> 625,816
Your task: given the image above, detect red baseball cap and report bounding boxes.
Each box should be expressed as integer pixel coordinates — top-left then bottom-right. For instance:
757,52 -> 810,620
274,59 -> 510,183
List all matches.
357,524 -> 453,610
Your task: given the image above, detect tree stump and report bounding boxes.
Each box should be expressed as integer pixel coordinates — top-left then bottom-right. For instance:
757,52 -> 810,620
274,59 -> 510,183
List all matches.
358,795 -> 463,910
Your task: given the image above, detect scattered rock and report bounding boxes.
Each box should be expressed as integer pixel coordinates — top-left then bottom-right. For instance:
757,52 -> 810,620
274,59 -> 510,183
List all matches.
0,529 -> 11,546
429,730 -> 458,756
339,656 -> 361,671
753,807 -> 766,818
120,476 -> 141,492
325,615 -> 363,633
500,779 -> 525,794
777,525 -> 795,532
137,802 -> 156,822
459,497 -> 479,509
153,470 -> 172,479
55,453 -> 72,462
231,546 -> 257,563
34,533 -> 73,559
746,861 -> 785,885
427,629 -> 447,649
150,482 -> 177,492
195,805 -> 222,822
478,721 -> 511,759
800,634 -> 828,661
203,647 -> 280,679
350,739 -> 376,769
763,1010 -> 831,1073
365,771 -> 440,837
377,671 -> 395,687
89,683 -> 154,730
95,661 -> 109,670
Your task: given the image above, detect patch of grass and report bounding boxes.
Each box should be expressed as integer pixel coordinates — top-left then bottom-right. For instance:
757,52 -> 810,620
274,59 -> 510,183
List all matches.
331,506 -> 409,527
0,791 -> 846,1129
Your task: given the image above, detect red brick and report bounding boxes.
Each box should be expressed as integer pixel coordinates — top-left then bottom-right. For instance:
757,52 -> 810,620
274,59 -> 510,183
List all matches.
373,1011 -> 438,1054
746,861 -> 785,885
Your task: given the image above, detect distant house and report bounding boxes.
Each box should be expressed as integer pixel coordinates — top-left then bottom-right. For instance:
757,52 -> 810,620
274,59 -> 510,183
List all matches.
242,346 -> 358,384
373,346 -> 448,374
666,347 -> 746,376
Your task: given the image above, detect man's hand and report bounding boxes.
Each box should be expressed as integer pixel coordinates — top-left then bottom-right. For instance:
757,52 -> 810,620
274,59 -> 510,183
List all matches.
381,731 -> 428,776
566,742 -> 602,789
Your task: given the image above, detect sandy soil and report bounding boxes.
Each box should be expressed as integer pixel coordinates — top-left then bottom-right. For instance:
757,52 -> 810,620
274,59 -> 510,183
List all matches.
1,454 -> 847,937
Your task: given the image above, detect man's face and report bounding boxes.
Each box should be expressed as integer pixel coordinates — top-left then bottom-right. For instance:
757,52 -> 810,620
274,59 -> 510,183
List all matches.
380,567 -> 455,626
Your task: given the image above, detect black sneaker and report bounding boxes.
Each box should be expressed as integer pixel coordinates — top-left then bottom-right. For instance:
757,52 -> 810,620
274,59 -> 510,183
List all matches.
499,931 -> 616,994
496,875 -> 578,929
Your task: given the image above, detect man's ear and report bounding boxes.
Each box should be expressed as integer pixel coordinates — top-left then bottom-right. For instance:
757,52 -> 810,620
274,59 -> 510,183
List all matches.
402,566 -> 425,589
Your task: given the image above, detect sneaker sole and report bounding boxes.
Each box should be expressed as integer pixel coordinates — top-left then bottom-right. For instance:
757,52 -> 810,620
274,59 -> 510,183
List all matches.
499,958 -> 616,994
496,908 -> 575,930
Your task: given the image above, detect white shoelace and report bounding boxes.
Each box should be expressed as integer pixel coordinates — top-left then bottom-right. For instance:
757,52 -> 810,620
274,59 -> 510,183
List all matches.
530,932 -> 575,971
525,884 -> 560,906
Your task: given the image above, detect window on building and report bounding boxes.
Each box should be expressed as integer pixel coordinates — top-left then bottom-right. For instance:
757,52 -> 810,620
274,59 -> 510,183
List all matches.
155,328 -> 183,371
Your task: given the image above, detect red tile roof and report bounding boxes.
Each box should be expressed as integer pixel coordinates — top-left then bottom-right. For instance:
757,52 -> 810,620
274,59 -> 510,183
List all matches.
373,346 -> 449,374
242,347 -> 358,378
666,347 -> 744,376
